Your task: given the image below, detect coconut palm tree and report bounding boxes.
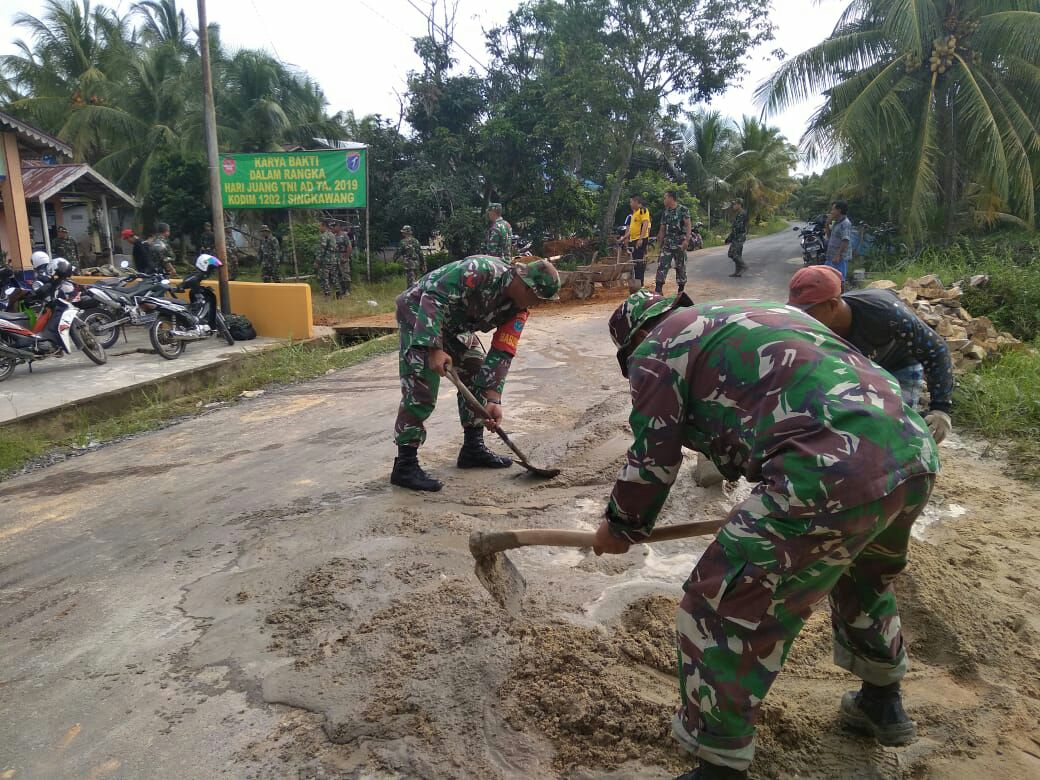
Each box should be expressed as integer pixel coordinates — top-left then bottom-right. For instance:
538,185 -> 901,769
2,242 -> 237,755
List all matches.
680,110 -> 737,225
757,0 -> 1040,241
727,116 -> 798,223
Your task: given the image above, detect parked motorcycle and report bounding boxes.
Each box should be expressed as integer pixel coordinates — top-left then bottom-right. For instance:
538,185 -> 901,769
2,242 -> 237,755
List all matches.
146,255 -> 235,360
690,222 -> 705,251
0,260 -> 106,381
79,261 -> 177,349
793,220 -> 827,265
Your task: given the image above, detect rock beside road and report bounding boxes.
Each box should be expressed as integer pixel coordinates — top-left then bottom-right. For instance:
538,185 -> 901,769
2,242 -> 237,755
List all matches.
869,274 -> 1024,371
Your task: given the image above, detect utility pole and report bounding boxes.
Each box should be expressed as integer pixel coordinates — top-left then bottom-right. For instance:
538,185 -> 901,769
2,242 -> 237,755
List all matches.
198,0 -> 231,313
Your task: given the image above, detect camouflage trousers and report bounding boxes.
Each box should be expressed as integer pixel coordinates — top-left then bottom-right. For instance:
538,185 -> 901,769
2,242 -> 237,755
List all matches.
318,261 -> 339,296
655,244 -> 687,292
404,262 -> 419,288
727,239 -> 747,271
673,473 -> 935,771
394,302 -> 484,447
261,259 -> 280,283
226,250 -> 239,280
337,256 -> 351,294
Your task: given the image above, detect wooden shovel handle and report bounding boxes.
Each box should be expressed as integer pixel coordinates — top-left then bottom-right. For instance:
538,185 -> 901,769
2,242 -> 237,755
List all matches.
470,518 -> 726,557
444,366 -> 527,457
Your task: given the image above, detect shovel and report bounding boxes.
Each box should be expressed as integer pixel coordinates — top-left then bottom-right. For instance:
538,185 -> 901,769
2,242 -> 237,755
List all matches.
444,366 -> 561,478
469,518 -> 726,617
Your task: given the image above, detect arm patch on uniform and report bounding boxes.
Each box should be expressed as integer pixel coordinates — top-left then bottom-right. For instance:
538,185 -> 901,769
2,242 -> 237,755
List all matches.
490,310 -> 529,356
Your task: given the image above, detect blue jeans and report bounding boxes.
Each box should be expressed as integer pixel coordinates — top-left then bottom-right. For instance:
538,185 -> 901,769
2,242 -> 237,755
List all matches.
889,363 -> 924,410
827,258 -> 848,280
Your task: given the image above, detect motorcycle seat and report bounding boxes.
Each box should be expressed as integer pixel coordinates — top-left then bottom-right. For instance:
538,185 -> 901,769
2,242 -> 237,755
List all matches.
0,311 -> 29,323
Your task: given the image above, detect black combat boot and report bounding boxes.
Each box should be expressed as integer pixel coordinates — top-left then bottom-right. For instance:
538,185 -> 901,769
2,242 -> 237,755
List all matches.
840,681 -> 916,746
674,760 -> 748,780
390,446 -> 443,492
457,427 -> 513,469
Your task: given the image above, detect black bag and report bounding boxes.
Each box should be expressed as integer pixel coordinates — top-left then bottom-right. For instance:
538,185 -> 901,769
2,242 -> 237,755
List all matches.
226,313 -> 256,341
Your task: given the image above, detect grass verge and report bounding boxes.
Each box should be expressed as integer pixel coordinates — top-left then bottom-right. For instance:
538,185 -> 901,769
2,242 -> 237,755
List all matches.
953,344 -> 1040,482
311,278 -> 407,322
0,335 -> 396,478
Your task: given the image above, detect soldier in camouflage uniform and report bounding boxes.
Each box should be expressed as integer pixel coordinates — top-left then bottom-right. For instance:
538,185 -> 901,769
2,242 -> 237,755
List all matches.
150,222 -> 177,276
393,225 -> 425,287
482,203 -> 514,262
224,226 -> 239,280
391,256 -> 561,492
199,222 -> 215,254
596,291 -> 940,780
724,198 -> 749,277
257,225 -> 281,283
54,226 -> 79,265
315,220 -> 339,297
654,190 -> 692,295
334,224 -> 352,295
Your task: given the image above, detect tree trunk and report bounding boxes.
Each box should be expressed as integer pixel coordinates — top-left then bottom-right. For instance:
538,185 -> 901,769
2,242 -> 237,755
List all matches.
598,127 -> 639,250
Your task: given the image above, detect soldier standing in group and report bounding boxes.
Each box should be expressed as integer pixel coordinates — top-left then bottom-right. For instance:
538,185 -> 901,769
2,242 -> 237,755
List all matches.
54,226 -> 79,264
334,223 -> 353,295
199,222 -> 215,254
258,225 -> 281,283
391,256 -> 561,492
597,291 -> 939,780
724,198 -> 749,277
315,220 -> 339,297
654,190 -> 692,295
224,226 -> 239,280
394,225 -> 426,287
150,223 -> 177,276
482,203 -> 514,261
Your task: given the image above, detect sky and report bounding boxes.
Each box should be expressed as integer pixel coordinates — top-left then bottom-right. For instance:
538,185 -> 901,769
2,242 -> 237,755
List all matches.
0,0 -> 847,172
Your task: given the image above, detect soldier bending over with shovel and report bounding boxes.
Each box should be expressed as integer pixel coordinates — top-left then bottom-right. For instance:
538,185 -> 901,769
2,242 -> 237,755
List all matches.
391,256 -> 561,492
596,291 -> 940,779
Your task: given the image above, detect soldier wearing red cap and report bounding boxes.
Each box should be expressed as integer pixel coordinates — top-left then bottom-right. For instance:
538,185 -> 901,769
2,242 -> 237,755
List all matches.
788,265 -> 954,443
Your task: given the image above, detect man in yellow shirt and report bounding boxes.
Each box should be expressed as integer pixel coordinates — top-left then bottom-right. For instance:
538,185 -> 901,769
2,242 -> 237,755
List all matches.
626,195 -> 651,290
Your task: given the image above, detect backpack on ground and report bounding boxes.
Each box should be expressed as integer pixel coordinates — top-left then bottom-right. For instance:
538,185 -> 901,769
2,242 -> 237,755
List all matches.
226,313 -> 256,341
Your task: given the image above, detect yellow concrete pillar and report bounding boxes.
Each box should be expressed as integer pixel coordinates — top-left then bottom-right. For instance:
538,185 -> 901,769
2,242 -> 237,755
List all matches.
0,132 -> 31,271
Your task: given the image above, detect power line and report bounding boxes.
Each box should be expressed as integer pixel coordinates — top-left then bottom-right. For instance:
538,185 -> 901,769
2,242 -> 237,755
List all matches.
400,0 -> 489,73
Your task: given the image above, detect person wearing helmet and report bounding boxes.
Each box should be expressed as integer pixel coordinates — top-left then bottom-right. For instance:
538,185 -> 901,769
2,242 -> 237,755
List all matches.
596,291 -> 940,780
391,255 -> 560,492
393,225 -> 426,288
31,250 -> 52,274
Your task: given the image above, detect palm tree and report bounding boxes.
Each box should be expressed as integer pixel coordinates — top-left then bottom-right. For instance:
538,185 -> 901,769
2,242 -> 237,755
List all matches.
131,0 -> 194,52
757,0 -> 1040,241
680,110 -> 737,225
727,116 -> 798,223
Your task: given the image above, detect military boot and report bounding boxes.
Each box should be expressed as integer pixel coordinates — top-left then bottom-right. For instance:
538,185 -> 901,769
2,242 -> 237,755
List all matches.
457,427 -> 513,469
674,760 -> 748,780
390,446 -> 443,492
840,681 -> 917,746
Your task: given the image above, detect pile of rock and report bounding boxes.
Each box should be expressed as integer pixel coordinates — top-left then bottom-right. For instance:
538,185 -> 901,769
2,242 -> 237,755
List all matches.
867,274 -> 1022,372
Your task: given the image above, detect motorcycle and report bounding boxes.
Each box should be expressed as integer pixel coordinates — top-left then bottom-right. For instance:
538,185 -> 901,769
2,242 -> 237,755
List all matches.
0,262 -> 106,381
79,261 -> 177,349
146,255 -> 235,360
793,220 -> 827,265
690,222 -> 705,251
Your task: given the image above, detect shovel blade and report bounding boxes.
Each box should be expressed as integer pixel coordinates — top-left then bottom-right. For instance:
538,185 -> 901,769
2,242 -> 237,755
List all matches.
474,551 -> 527,618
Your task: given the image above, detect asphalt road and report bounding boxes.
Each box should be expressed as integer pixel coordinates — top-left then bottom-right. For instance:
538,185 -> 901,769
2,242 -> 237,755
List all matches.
0,229 -> 804,779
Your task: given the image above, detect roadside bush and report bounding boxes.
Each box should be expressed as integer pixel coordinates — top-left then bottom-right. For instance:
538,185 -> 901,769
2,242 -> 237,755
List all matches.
425,250 -> 453,271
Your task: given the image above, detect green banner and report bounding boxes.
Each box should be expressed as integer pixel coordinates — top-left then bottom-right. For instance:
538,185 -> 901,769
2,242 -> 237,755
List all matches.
219,149 -> 367,209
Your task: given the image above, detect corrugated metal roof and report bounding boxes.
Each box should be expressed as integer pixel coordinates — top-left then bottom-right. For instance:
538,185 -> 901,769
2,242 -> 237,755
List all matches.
21,162 -> 139,207
0,110 -> 73,157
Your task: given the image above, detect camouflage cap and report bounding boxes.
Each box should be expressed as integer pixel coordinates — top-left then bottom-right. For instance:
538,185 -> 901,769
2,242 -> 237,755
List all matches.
259,224 -> 270,232
515,258 -> 561,300
401,225 -> 413,233
488,202 -> 503,213
609,290 -> 694,376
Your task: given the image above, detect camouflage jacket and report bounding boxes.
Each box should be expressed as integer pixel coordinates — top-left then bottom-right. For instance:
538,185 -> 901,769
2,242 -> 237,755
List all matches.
398,255 -> 528,394
607,300 -> 940,540
394,236 -> 425,270
483,217 -> 514,260
660,204 -> 691,249
224,231 -> 238,257
726,210 -> 748,243
335,233 -> 352,258
55,236 -> 79,263
316,231 -> 336,266
149,237 -> 174,265
258,236 -> 280,264
199,230 -> 215,253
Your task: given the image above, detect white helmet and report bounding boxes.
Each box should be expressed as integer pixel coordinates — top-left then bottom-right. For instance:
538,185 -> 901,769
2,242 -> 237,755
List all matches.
195,254 -> 222,272
31,250 -> 51,269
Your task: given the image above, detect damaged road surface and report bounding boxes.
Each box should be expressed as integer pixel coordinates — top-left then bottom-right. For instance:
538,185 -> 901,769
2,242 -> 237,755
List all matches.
2,235 -> 1040,779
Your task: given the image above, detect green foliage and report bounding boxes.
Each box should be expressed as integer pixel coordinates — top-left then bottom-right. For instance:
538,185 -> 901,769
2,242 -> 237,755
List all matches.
289,220 -> 320,266
759,0 -> 1040,241
140,151 -> 209,238
425,251 -> 453,271
440,208 -> 485,259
